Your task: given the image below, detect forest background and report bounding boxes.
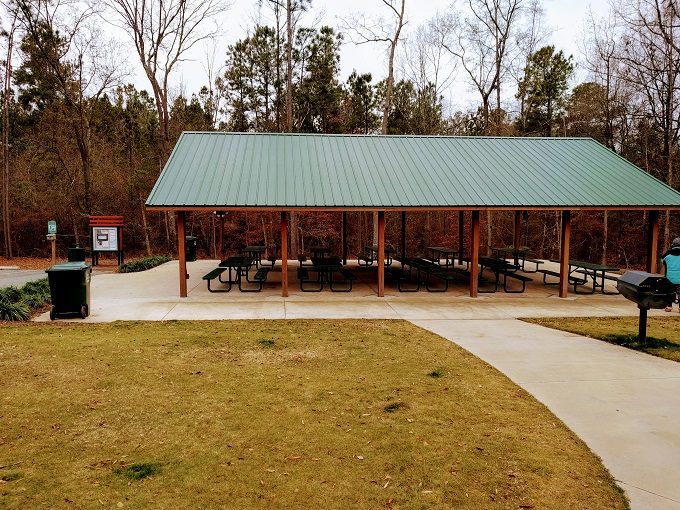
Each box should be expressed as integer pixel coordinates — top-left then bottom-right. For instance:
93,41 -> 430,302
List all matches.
1,0 -> 679,268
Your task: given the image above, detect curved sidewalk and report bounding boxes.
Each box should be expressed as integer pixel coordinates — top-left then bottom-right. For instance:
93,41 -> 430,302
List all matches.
413,319 -> 680,510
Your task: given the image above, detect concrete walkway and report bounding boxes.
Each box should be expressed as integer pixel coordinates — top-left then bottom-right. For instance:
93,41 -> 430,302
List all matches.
413,319 -> 680,510
0,269 -> 46,289
31,260 -> 680,509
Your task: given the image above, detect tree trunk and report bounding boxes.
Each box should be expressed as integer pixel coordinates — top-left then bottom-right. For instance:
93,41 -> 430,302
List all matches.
602,210 -> 608,265
289,211 -> 298,258
486,210 -> 493,256
286,0 -> 293,132
380,0 -> 406,135
2,16 -> 15,258
141,197 -> 152,257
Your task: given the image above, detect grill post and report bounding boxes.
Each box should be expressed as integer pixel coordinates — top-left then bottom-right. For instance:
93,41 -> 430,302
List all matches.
638,305 -> 648,342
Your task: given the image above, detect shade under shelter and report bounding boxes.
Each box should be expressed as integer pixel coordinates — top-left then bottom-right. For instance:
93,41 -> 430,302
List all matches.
146,132 -> 680,298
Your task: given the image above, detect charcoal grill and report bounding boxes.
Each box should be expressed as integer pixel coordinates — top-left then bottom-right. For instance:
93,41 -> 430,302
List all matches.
617,271 -> 676,341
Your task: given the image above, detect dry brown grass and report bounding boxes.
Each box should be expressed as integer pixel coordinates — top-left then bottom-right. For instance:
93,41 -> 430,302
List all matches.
0,320 -> 628,509
525,316 -> 680,362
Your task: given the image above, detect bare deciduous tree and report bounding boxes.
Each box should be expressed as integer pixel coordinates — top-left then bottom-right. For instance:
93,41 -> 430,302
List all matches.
16,0 -> 122,216
105,0 -> 230,159
343,0 -> 407,135
617,0 -> 680,250
442,0 -> 523,132
400,12 -> 457,102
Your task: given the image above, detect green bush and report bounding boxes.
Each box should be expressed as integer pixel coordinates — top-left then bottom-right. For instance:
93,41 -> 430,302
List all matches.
0,299 -> 31,321
0,279 -> 51,322
118,255 -> 172,274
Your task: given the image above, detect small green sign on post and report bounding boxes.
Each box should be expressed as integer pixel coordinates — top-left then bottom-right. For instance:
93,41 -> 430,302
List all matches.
47,220 -> 57,235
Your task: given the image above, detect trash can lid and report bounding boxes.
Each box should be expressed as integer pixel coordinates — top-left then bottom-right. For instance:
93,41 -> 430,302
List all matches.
45,261 -> 91,272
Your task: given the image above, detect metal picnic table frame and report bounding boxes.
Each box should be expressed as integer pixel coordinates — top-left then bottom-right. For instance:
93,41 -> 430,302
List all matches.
550,259 -> 620,294
242,245 -> 266,267
426,246 -> 458,267
365,245 -> 395,267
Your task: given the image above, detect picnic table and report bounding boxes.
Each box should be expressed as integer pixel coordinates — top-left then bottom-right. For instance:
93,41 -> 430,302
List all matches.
299,256 -> 356,292
242,245 -> 266,267
202,255 -> 272,292
478,256 -> 532,293
309,246 -> 331,259
364,245 -> 395,267
547,259 -> 620,294
426,246 -> 458,267
492,246 -> 543,273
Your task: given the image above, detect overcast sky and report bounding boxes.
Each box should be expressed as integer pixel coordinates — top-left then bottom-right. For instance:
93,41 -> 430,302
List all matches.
139,0 -> 612,113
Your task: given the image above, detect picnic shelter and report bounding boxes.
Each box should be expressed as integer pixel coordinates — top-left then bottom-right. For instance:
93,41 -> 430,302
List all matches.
145,132 -> 680,298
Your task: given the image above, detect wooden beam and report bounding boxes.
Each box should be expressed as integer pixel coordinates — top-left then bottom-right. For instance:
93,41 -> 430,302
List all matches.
470,211 -> 480,297
177,211 -> 188,298
378,211 -> 385,297
281,212 -> 288,297
342,211 -> 348,265
559,210 -> 571,298
513,210 -> 522,266
646,210 -> 660,273
458,211 -> 465,265
401,211 -> 406,259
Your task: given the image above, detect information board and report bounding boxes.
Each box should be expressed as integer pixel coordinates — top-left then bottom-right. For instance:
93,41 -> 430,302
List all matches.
92,227 -> 119,252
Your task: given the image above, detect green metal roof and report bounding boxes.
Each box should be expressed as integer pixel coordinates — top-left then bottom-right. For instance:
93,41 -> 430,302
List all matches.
146,132 -> 680,210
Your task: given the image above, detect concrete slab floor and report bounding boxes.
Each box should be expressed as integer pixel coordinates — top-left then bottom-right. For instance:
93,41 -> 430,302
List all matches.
31,259 -> 680,510
33,260 -> 664,322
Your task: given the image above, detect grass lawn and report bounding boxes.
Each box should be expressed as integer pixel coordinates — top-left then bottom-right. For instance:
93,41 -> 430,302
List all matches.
1,320 -> 627,509
525,316 -> 680,362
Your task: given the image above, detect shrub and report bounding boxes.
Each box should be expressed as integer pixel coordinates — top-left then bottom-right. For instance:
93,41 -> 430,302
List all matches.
119,255 -> 172,273
0,279 -> 51,322
0,299 -> 31,321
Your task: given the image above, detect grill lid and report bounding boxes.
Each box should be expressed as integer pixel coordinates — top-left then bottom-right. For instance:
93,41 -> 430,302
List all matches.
617,271 -> 675,292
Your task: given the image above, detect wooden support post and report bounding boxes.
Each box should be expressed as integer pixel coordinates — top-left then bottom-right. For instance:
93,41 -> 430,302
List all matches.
50,237 -> 56,266
177,211 -> 188,298
559,210 -> 571,299
513,210 -> 522,266
281,212 -> 288,297
378,210 -> 385,297
458,211 -> 465,265
342,211 -> 348,265
646,210 -> 660,273
470,211 -> 480,298
401,211 -> 406,259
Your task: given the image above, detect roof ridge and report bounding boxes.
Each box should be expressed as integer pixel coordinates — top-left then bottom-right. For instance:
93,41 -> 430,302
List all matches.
181,131 -> 594,141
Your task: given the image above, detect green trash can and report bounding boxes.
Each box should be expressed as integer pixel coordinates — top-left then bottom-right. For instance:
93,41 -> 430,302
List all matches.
185,236 -> 197,262
68,244 -> 86,262
45,261 -> 91,320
